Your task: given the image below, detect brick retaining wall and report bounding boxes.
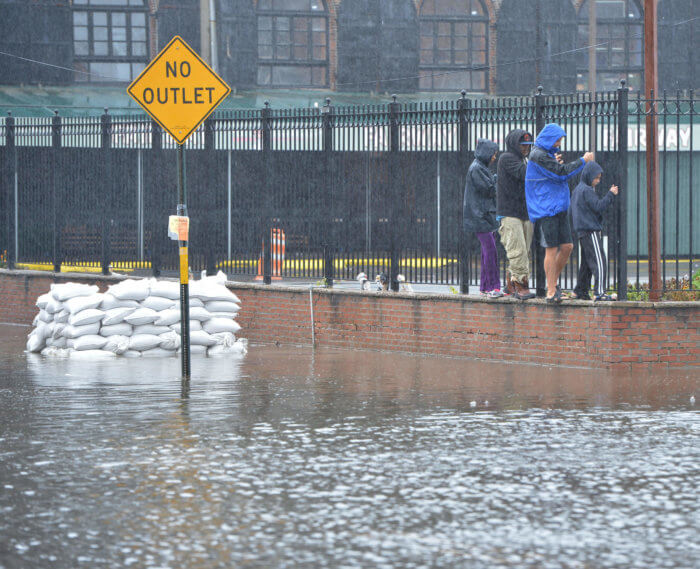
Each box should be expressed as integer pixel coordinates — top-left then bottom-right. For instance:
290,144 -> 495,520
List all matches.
1,269 -> 698,369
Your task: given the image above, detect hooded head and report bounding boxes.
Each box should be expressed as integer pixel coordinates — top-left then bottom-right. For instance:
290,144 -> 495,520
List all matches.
581,161 -> 603,186
474,138 -> 499,165
535,123 -> 567,152
505,129 -> 533,156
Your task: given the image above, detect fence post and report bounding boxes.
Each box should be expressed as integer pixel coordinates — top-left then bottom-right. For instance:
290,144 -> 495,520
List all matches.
5,112 -> 16,270
151,119 -> 162,151
52,110 -> 62,273
204,116 -> 216,275
101,108 -> 112,275
389,94 -> 400,292
261,101 -> 272,284
458,90 -> 470,294
533,86 -> 546,297
616,80 -> 629,300
204,116 -> 214,151
322,97 -> 334,287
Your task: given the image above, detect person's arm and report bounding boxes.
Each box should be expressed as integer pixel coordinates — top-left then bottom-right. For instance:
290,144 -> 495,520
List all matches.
582,186 -> 615,214
534,151 -> 586,181
500,154 -> 527,182
471,166 -> 496,198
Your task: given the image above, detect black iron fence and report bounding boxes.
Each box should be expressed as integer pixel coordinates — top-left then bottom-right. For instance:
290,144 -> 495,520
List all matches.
1,86 -> 697,296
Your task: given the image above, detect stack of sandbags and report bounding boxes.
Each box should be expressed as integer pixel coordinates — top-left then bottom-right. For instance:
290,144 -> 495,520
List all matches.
26,271 -> 247,359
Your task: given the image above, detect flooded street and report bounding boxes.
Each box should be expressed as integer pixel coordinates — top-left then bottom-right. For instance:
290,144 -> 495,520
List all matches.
0,323 -> 698,569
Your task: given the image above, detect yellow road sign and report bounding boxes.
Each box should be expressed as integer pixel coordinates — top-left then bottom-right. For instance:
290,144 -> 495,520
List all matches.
127,36 -> 231,145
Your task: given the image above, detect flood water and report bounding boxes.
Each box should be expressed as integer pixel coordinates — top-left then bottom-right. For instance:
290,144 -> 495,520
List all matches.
0,324 -> 698,569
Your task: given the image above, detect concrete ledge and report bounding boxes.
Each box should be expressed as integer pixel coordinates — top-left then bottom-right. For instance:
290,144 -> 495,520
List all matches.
1,269 -> 698,369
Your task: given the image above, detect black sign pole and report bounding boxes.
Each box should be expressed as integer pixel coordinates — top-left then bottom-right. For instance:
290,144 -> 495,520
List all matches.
177,142 -> 191,379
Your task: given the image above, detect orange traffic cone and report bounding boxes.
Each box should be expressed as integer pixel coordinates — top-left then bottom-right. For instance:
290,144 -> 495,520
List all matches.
255,228 -> 285,281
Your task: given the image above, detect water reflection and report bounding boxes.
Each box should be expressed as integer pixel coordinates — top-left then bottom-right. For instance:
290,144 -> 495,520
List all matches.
1,324 -> 698,569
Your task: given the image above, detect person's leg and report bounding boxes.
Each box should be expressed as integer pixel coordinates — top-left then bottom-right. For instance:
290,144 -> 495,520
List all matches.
552,211 -> 573,290
544,246 -> 560,298
554,242 -> 574,282
523,219 -> 534,278
476,232 -> 490,292
574,235 -> 594,298
500,217 -> 529,285
591,231 -> 608,297
479,232 -> 500,292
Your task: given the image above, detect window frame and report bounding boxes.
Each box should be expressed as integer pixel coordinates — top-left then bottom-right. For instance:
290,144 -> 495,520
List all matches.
72,0 -> 149,83
256,0 -> 330,89
418,0 -> 490,93
576,0 -> 644,92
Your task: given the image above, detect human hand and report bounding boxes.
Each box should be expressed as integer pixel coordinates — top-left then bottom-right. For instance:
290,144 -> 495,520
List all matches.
610,185 -> 619,195
583,152 -> 595,162
555,153 -> 564,164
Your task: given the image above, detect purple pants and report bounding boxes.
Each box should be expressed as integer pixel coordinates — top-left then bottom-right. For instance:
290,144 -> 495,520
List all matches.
476,231 -> 500,292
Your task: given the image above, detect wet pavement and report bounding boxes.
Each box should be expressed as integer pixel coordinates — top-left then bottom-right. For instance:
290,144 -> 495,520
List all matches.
0,324 -> 698,569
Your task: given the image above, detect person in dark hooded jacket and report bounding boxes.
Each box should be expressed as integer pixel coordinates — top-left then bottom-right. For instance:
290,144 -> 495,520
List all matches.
463,139 -> 502,297
497,129 -> 535,299
571,161 -> 619,301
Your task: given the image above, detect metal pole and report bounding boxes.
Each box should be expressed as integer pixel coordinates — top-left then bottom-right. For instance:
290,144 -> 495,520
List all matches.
617,80 -> 629,300
644,0 -> 662,300
534,86 -> 546,297
177,143 -> 191,379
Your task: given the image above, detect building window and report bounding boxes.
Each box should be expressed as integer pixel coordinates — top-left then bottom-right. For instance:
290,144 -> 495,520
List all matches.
256,0 -> 329,88
73,0 -> 148,83
577,0 -> 643,92
419,0 -> 489,92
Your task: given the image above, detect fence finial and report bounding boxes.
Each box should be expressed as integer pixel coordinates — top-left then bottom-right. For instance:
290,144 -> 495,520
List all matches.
103,107 -> 109,114
325,97 -> 331,106
264,100 -> 270,108
54,109 -> 59,116
391,94 -> 397,103
620,78 -> 627,89
461,90 -> 467,99
7,111 -> 11,117
537,86 -> 543,95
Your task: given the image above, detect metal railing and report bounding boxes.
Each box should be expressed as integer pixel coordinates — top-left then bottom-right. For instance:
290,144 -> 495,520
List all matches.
1,86 -> 697,297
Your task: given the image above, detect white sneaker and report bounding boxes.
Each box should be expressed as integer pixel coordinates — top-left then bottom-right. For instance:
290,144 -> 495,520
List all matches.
487,289 -> 504,298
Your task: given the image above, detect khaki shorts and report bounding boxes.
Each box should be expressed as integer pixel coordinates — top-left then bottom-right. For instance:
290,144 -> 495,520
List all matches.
498,217 -> 533,283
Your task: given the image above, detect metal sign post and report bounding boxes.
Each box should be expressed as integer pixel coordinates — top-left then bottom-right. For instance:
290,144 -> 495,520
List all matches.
127,35 -> 231,379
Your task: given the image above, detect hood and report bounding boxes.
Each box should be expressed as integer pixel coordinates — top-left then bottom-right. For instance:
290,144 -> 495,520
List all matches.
505,129 -> 532,156
580,161 -> 603,186
474,138 -> 499,164
535,123 -> 567,152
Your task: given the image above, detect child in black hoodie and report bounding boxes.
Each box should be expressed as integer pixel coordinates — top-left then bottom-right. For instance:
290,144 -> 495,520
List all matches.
571,161 -> 619,301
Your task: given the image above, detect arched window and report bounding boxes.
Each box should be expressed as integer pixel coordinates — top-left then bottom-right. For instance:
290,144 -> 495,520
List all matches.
577,0 -> 643,91
418,0 -> 489,92
256,0 -> 329,88
72,0 -> 149,83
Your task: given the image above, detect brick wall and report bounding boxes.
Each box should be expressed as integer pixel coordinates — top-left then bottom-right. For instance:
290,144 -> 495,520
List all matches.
1,269 -> 698,369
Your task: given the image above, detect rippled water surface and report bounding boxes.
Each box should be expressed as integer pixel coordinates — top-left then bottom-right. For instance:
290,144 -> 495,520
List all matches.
1,324 -> 698,569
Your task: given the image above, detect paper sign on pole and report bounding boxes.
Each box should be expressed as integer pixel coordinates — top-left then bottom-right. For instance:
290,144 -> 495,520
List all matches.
168,215 -> 190,241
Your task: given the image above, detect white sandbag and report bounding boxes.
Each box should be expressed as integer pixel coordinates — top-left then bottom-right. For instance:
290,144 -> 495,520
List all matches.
45,298 -> 63,314
189,298 -> 205,308
141,347 -> 177,358
38,310 -> 53,323
64,293 -> 103,315
32,313 -> 40,326
208,340 -> 248,357
99,323 -> 133,337
108,279 -> 149,301
208,312 -> 243,320
190,281 -> 240,303
124,307 -> 158,326
102,335 -> 130,355
62,322 -> 101,339
100,293 -> 140,310
123,350 -> 142,358
158,331 -> 181,351
170,320 -> 202,332
149,280 -> 181,300
41,346 -> 70,358
36,293 -> 51,309
211,332 -> 236,347
133,324 -> 170,336
73,335 -> 108,351
188,306 -> 212,321
141,295 -> 175,311
51,282 -> 98,302
68,308 -> 105,327
189,330 -> 217,346
52,323 -> 66,338
26,331 -> 44,353
205,301 -> 240,314
203,318 -> 241,335
36,322 -> 54,341
155,308 -> 180,326
178,344 -> 207,355
66,339 -> 75,349
102,307 -> 136,326
47,336 -> 67,349
69,349 -> 116,360
53,309 -> 70,323
128,334 -> 162,351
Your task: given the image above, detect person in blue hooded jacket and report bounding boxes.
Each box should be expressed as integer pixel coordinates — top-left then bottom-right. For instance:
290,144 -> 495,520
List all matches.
463,138 -> 502,297
571,161 -> 619,301
525,123 -> 594,303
